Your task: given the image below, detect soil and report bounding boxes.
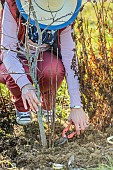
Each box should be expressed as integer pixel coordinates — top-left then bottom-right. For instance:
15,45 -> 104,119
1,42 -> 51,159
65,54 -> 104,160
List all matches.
0,106 -> 113,170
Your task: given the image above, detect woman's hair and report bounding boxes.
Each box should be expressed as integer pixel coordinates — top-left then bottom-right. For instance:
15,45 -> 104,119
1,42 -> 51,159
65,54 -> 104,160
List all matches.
0,0 -> 5,8
0,0 -> 25,22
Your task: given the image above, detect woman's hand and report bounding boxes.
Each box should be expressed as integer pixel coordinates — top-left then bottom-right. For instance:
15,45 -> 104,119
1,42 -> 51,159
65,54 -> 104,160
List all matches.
21,84 -> 41,112
68,107 -> 88,136
28,39 -> 50,52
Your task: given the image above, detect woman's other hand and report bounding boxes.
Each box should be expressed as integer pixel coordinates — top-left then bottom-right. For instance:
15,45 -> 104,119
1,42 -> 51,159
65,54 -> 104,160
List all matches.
21,84 -> 41,112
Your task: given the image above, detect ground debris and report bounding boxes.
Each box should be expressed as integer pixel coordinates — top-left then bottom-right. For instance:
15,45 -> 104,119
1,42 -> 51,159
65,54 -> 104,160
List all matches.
0,111 -> 113,170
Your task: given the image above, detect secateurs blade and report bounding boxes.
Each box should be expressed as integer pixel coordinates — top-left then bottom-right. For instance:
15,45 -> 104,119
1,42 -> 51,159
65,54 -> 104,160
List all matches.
58,121 -> 76,145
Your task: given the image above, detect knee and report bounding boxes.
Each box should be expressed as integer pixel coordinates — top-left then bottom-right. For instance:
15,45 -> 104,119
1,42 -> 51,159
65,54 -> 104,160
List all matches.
6,75 -> 22,99
44,58 -> 65,81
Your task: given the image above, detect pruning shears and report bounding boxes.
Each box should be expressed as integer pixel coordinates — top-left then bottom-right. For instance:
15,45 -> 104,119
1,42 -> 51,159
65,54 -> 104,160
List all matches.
57,121 -> 76,146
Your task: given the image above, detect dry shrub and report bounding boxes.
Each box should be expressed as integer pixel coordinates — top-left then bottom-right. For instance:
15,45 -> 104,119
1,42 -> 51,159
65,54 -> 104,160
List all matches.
73,0 -> 113,130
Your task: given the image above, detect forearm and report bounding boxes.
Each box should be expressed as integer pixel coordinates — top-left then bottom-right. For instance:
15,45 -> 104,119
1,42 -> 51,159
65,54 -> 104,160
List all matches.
1,2 -> 31,89
60,26 -> 82,107
3,50 -> 31,89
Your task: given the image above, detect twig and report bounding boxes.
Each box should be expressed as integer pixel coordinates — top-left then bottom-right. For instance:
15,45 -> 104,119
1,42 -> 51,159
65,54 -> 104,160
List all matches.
30,1 -> 47,147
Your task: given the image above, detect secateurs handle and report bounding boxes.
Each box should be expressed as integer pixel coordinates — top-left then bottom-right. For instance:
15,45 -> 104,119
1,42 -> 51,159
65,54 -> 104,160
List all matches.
62,121 -> 76,139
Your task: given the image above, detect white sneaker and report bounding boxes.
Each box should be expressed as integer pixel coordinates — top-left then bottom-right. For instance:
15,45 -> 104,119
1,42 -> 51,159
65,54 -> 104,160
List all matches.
42,109 -> 57,122
16,110 -> 32,125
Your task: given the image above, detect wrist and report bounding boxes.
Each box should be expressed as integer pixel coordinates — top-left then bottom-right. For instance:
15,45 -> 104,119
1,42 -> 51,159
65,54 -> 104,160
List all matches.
70,105 -> 82,109
21,83 -> 32,90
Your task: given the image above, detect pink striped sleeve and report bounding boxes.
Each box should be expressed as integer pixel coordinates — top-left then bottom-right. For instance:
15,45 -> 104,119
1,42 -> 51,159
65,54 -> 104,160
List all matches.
1,2 -> 31,89
60,26 -> 82,107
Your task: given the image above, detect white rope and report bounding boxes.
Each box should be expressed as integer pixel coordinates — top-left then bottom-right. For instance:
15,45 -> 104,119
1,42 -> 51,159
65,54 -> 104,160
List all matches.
107,136 -> 113,144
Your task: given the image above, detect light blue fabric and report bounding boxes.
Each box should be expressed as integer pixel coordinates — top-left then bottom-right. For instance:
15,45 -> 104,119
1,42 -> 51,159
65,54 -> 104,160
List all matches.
28,25 -> 57,45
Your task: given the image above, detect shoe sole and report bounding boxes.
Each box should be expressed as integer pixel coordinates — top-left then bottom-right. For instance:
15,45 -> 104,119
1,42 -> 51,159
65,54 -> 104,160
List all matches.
16,118 -> 32,125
